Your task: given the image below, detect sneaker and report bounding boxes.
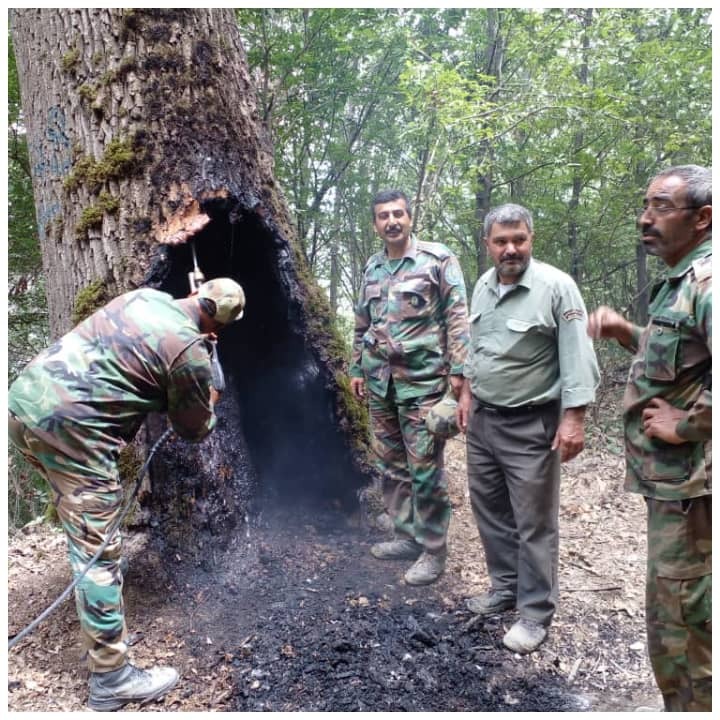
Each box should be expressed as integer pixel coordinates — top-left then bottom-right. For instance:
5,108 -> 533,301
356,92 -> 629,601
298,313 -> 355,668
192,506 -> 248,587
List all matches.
502,618 -> 547,654
466,590 -> 516,616
404,550 -> 447,586
370,537 -> 423,560
88,663 -> 179,711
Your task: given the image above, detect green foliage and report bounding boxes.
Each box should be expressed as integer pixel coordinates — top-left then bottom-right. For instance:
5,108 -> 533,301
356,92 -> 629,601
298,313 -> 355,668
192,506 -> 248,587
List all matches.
237,7 -> 710,330
7,446 -> 53,528
75,191 -> 120,238
61,47 -> 80,73
64,136 -> 142,193
77,82 -> 98,102
72,278 -> 109,325
8,9 -> 712,526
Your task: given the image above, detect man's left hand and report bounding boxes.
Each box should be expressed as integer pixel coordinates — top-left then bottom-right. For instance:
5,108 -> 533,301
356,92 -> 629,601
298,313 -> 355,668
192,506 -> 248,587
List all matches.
552,407 -> 586,463
642,398 -> 686,444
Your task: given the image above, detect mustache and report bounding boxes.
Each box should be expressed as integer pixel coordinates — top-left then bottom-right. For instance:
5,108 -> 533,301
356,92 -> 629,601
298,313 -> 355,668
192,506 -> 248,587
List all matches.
500,254 -> 523,262
638,223 -> 661,237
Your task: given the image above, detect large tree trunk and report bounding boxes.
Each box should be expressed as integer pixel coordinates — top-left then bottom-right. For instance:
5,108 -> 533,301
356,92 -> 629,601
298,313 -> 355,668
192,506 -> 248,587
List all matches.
10,8 -> 373,553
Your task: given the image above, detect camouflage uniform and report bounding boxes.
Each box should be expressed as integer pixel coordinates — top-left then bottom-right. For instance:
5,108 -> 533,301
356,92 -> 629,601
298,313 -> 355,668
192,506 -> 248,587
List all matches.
8,288 -> 217,672
350,238 -> 469,552
622,238 -> 711,711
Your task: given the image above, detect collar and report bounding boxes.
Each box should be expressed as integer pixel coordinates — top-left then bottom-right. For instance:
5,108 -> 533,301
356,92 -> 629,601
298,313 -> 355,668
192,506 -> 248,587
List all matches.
371,235 -> 419,268
666,235 -> 712,280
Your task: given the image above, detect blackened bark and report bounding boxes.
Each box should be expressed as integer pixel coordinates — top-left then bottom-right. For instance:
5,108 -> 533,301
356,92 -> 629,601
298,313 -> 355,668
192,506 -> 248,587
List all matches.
11,8 -> 373,554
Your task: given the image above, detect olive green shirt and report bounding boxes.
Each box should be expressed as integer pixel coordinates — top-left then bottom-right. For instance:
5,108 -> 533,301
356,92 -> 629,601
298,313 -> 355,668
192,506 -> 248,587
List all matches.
464,258 -> 599,408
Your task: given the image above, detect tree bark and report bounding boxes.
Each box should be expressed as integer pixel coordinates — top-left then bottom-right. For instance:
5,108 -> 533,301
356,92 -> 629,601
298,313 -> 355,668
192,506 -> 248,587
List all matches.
10,8 -> 373,553
472,9 -> 504,278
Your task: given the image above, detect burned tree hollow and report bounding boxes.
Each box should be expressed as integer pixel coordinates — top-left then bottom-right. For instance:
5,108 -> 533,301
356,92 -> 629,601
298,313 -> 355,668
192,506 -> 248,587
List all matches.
145,198 -> 369,545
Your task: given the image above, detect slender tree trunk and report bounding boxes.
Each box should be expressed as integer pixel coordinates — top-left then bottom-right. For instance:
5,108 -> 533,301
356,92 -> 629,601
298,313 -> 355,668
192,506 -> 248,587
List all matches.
635,240 -> 650,325
11,8 -> 372,553
567,8 -> 593,283
472,8 -> 505,278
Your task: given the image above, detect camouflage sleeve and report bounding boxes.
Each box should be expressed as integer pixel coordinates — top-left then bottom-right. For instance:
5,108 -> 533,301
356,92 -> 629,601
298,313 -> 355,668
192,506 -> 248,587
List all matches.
677,277 -> 712,442
439,253 -> 470,375
167,340 -> 216,441
350,276 -> 370,378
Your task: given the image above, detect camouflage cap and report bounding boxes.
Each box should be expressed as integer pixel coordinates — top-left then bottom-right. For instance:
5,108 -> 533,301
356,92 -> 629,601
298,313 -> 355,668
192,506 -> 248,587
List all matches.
425,393 -> 460,440
198,278 -> 245,324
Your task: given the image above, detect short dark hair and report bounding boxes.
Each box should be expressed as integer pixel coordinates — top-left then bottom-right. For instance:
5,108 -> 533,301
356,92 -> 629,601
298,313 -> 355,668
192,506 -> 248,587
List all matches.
371,189 -> 412,219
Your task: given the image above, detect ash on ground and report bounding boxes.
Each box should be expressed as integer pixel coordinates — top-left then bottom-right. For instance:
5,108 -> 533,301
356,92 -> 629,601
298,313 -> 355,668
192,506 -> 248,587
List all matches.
149,497 -> 650,713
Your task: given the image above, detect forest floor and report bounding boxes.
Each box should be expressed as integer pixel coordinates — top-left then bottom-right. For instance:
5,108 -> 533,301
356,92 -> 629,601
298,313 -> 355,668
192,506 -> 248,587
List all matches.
6,392 -> 664,714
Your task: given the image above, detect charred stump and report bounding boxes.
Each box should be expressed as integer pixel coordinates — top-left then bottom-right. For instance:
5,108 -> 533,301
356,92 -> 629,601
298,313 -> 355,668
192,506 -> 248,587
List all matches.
10,8 -> 374,552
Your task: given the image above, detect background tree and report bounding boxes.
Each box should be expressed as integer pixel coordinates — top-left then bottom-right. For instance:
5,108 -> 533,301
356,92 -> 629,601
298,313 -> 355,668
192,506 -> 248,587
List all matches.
9,8 -> 371,543
8,7 -> 712,527
237,7 -> 710,319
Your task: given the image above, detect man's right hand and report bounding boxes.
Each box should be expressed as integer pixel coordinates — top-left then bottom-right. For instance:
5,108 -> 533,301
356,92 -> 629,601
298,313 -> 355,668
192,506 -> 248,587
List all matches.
350,377 -> 366,399
210,388 -> 222,407
587,305 -> 634,346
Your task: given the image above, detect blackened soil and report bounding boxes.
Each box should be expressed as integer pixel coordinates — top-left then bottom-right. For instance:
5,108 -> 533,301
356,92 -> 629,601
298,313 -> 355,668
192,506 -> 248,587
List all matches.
154,502 -> 590,712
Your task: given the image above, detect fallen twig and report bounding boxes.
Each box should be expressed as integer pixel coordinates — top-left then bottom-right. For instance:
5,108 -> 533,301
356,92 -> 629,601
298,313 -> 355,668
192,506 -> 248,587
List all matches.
564,585 -> 622,593
567,657 -> 582,683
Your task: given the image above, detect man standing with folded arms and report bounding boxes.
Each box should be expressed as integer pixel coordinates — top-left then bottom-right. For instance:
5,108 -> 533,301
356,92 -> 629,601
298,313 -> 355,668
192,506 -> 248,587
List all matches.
457,203 -> 599,654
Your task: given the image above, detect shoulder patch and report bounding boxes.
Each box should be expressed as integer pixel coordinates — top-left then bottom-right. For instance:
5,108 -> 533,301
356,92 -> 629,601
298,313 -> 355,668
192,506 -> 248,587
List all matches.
444,261 -> 464,287
562,308 -> 585,322
692,253 -> 712,283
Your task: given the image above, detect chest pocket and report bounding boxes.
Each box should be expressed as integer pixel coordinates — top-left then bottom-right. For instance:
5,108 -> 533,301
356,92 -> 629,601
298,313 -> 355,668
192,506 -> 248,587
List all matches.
644,317 -> 680,382
395,278 -> 433,317
363,282 -> 383,322
506,317 -> 554,337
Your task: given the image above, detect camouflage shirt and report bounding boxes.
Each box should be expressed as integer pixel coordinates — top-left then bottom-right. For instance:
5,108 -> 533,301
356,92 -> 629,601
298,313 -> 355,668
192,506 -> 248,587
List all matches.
623,237 -> 712,500
350,237 -> 470,400
8,288 -> 217,472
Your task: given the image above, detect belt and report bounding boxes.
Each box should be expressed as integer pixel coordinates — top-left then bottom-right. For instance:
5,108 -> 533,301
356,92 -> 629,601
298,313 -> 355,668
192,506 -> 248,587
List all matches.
475,399 -> 558,417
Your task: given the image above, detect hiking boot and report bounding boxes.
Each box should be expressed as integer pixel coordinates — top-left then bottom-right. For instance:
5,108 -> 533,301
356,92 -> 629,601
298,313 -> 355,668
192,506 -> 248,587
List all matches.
502,618 -> 548,654
370,537 -> 423,561
466,590 -> 516,616
404,550 -> 447,586
88,663 -> 179,711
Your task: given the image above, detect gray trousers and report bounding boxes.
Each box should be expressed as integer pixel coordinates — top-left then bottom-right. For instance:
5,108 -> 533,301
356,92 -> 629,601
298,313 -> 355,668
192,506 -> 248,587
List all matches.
466,397 -> 560,626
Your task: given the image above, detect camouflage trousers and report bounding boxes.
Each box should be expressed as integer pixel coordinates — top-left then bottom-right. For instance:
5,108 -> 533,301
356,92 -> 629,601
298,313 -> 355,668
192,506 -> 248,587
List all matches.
368,385 -> 449,553
645,495 -> 712,712
9,414 -> 128,673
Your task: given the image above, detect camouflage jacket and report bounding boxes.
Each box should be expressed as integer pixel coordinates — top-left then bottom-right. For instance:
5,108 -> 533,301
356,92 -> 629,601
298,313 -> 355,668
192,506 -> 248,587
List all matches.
8,288 -> 216,472
350,237 -> 470,400
623,237 -> 712,500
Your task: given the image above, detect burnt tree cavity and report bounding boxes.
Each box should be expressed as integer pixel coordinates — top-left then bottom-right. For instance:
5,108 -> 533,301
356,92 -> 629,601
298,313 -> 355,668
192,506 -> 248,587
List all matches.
145,199 -> 368,549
